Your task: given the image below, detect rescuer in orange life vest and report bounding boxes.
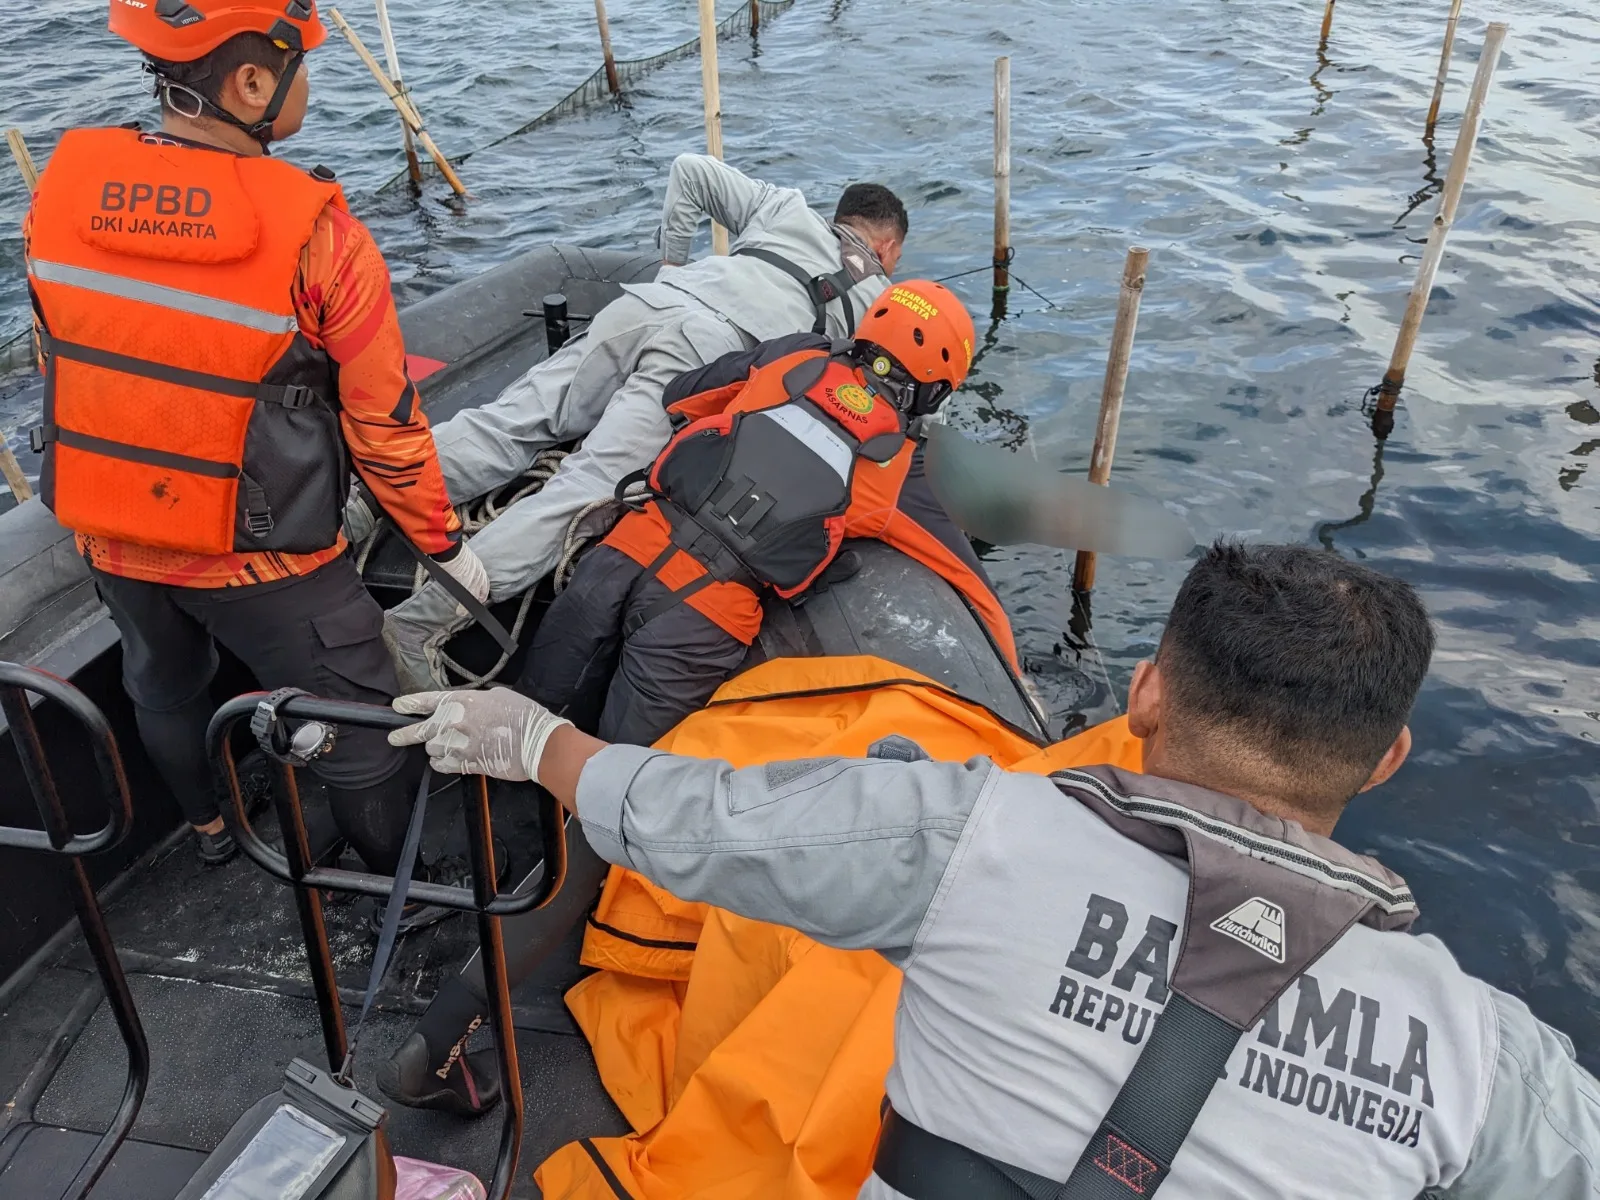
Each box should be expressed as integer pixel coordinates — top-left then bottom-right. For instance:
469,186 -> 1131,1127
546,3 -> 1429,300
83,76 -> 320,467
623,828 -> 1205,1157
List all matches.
369,280 -> 1017,1115
528,278 -> 1011,747
22,0 -> 488,910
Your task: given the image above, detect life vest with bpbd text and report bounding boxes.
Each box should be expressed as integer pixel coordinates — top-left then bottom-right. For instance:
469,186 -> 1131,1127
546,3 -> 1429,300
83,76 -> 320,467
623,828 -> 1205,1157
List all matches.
26,128 -> 347,555
649,350 -> 909,598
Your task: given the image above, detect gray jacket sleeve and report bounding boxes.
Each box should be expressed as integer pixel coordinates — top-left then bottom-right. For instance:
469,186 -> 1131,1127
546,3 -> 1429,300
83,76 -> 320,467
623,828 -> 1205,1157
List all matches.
660,154 -> 779,265
573,745 -> 1002,959
1431,988 -> 1600,1198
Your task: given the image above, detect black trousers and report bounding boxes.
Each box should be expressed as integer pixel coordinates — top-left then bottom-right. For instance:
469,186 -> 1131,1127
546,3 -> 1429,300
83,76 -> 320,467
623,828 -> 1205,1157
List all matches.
522,543 -> 751,746
92,556 -> 416,874
405,548 -> 749,1065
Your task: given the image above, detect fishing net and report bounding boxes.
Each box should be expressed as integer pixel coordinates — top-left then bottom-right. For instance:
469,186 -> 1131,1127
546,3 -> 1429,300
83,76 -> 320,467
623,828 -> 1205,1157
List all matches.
376,0 -> 796,194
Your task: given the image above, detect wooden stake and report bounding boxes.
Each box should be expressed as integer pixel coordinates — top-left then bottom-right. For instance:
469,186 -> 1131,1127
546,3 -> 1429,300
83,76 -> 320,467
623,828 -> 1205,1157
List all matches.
750,0 -> 760,36
992,56 -> 1011,320
3,128 -> 39,503
1072,247 -> 1150,593
372,0 -> 422,185
1373,22 -> 1507,437
327,8 -> 469,197
595,0 -> 621,96
1424,0 -> 1466,133
1319,0 -> 1336,45
6,128 -> 39,191
698,0 -> 729,256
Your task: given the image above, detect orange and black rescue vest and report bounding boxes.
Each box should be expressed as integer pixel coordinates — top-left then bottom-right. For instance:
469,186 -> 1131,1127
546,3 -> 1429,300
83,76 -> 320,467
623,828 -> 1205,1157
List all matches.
607,347 -> 1020,665
645,351 -> 909,599
27,128 -> 348,556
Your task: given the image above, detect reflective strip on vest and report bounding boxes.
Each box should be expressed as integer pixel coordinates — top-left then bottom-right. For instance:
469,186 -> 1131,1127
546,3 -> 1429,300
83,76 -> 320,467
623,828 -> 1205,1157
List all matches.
28,257 -> 299,335
755,404 -> 854,483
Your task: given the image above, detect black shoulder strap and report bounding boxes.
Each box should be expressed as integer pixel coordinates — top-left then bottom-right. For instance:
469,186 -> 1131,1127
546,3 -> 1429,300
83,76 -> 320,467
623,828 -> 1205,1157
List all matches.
382,519 -> 518,656
733,246 -> 858,336
874,993 -> 1238,1200
1055,994 -> 1240,1198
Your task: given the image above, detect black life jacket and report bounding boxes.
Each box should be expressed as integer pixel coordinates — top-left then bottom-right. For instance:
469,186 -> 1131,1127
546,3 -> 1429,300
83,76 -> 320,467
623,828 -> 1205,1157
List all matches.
635,351 -> 909,599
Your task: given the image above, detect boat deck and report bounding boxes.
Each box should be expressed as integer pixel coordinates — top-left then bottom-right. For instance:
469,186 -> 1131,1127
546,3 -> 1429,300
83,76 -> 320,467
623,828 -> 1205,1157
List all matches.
0,767 -> 628,1198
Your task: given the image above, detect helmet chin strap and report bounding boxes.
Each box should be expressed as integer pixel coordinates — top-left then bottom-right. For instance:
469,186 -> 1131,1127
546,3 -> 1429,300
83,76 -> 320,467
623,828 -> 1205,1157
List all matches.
852,341 -> 951,417
148,52 -> 303,153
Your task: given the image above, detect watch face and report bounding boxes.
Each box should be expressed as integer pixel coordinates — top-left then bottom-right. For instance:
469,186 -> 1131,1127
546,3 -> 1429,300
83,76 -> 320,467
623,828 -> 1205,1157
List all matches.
290,721 -> 334,762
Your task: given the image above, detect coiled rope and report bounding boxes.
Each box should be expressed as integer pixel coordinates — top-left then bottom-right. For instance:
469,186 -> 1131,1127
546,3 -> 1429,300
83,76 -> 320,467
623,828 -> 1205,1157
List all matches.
354,447 -> 616,689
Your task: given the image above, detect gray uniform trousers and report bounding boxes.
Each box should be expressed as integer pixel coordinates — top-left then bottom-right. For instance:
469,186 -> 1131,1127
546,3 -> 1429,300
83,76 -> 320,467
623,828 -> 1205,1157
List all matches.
380,286 -> 750,691
430,285 -> 751,600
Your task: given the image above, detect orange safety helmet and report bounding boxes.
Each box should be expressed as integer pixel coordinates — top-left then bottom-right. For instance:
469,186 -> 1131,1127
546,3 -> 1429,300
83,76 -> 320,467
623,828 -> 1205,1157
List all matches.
110,0 -> 327,63
854,281 -> 977,415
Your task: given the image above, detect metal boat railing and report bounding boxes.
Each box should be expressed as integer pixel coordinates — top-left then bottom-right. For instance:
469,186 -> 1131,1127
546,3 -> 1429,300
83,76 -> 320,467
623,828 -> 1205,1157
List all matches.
207,692 -> 569,1200
0,661 -> 148,1200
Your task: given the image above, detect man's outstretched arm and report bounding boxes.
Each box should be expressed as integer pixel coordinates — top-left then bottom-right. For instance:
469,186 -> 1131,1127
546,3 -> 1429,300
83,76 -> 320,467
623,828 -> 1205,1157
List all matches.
389,688 -> 1000,958
660,154 -> 776,265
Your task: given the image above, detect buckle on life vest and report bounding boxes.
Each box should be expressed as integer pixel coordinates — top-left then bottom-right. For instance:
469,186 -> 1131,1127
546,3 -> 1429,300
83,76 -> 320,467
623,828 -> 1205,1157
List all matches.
264,383 -> 317,410
29,424 -> 56,454
243,474 -> 274,538
707,475 -> 776,533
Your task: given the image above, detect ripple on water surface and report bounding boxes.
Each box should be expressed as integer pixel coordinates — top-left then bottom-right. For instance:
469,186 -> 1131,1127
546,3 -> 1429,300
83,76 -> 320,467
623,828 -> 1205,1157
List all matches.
2,0 -> 1597,1064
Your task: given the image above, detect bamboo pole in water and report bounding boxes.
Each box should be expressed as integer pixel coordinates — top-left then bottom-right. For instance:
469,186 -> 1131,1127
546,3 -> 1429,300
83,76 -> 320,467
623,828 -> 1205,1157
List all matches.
3,128 -> 39,503
327,8 -> 469,197
698,0 -> 729,255
1073,248 -> 1150,593
1372,22 -> 1507,438
595,0 -> 621,96
750,0 -> 760,36
1424,0 -> 1466,134
6,128 -> 38,190
372,0 -> 422,185
992,56 -> 1011,320
1319,0 -> 1336,45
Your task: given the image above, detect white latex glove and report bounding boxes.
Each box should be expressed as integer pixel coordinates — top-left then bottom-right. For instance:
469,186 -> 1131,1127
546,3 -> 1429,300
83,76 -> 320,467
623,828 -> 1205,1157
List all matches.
388,688 -> 571,783
343,486 -> 378,545
433,541 -> 491,605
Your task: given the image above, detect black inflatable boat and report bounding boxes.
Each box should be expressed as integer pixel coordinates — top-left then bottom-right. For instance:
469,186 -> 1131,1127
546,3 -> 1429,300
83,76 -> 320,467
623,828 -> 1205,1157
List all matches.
0,244 -> 1046,1199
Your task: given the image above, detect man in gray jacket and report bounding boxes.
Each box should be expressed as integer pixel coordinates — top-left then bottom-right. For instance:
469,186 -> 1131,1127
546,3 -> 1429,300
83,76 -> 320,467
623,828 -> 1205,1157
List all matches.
389,541 -> 1600,1197
373,154 -> 906,690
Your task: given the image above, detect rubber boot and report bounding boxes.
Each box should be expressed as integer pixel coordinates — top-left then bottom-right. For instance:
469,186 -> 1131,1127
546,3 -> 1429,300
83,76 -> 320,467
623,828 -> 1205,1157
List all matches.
376,1031 -> 502,1117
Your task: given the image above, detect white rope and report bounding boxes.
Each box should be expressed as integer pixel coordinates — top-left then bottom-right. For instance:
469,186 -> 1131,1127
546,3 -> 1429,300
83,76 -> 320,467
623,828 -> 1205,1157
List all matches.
354,447 -> 613,689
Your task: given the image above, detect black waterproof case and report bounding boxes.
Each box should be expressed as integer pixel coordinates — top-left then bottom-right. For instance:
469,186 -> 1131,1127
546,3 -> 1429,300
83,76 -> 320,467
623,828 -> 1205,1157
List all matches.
174,1059 -> 396,1200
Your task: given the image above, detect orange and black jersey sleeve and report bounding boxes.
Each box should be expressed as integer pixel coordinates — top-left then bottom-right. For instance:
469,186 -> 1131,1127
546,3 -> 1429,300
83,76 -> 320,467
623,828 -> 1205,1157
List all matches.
296,206 -> 460,556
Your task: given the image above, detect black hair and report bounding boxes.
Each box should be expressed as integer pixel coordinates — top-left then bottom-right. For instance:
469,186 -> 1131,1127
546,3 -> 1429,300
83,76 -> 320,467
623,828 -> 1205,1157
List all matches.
148,32 -> 293,115
1158,542 -> 1434,797
835,183 -> 908,242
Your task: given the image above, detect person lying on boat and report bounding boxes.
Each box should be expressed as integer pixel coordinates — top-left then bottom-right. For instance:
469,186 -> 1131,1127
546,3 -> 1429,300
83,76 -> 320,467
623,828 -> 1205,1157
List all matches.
23,0 -> 487,905
361,154 -> 908,693
527,278 -> 1011,747
389,543 -> 1600,1199
370,278 -> 1014,1116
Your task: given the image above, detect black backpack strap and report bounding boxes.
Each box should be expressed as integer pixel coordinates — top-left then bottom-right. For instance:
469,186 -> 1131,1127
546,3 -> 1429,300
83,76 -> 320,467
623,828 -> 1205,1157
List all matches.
382,519 -> 517,656
619,533 -> 725,639
873,996 -> 1241,1200
1057,994 -> 1240,1198
733,246 -> 857,336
